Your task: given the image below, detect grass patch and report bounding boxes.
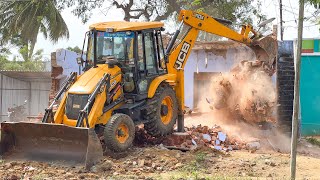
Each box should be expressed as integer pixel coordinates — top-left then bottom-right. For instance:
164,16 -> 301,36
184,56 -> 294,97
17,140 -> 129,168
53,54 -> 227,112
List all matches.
306,137 -> 320,147
178,152 -> 210,180
32,174 -> 48,180
195,152 -> 207,163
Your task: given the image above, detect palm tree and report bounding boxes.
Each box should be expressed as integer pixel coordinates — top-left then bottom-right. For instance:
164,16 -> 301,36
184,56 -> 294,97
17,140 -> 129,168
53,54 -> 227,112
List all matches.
0,0 -> 69,61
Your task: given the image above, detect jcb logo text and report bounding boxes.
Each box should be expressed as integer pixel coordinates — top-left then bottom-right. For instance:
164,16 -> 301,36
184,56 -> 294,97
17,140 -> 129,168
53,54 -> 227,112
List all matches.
175,42 -> 191,69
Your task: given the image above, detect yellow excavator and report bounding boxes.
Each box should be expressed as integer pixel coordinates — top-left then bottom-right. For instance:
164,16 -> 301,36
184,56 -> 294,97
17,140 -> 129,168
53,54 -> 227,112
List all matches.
0,10 -> 277,168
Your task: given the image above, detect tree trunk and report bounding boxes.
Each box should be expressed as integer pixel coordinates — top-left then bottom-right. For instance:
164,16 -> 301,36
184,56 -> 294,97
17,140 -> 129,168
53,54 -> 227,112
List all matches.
28,40 -> 36,60
21,40 -> 29,62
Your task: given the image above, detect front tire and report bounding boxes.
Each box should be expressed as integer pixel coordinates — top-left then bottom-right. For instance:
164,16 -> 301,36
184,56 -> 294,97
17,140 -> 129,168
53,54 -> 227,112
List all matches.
143,83 -> 178,137
104,113 -> 135,152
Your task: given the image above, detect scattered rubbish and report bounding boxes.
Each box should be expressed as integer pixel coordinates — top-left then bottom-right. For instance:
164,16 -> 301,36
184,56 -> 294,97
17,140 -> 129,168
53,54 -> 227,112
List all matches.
165,125 -> 248,152
215,139 -> 221,145
158,144 -> 168,150
265,159 -> 277,167
134,125 -> 251,153
218,132 -> 226,141
203,134 -> 212,142
192,139 -> 197,146
24,166 -> 36,171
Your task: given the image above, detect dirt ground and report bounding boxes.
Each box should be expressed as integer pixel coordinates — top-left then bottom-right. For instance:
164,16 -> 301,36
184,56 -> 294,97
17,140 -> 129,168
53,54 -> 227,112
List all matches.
1,113 -> 320,179
1,144 -> 320,180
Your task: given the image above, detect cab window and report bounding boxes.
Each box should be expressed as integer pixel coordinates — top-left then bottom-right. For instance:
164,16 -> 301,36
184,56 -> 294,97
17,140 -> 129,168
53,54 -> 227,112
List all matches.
137,33 -> 144,71
91,31 -> 134,65
156,31 -> 166,72
144,32 -> 157,75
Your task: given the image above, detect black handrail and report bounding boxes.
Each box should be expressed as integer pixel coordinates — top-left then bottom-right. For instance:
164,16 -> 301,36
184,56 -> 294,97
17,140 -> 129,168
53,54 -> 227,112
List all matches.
76,73 -> 110,127
42,72 -> 77,123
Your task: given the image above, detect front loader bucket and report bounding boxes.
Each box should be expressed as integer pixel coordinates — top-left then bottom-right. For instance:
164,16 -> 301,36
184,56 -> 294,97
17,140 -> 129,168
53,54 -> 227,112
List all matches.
251,35 -> 278,66
0,122 -> 103,169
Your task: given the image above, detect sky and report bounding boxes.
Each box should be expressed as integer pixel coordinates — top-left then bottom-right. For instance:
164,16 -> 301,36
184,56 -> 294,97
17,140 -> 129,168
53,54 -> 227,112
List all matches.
28,0 -> 320,60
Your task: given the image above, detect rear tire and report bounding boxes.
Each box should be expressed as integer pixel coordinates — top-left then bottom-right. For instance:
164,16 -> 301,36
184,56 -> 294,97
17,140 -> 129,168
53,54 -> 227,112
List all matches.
143,83 -> 178,137
104,113 -> 135,152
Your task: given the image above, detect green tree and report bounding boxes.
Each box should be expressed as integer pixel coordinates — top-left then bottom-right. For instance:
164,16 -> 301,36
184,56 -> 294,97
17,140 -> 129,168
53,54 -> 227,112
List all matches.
56,0 -> 265,24
308,0 -> 320,5
67,46 -> 82,54
187,0 -> 266,25
0,0 -> 69,61
0,55 -> 9,70
55,0 -> 268,43
3,49 -> 45,71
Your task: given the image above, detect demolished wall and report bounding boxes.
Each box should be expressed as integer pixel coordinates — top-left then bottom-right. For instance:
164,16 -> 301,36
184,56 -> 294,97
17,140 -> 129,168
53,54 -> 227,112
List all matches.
49,49 -> 81,103
184,41 -> 260,110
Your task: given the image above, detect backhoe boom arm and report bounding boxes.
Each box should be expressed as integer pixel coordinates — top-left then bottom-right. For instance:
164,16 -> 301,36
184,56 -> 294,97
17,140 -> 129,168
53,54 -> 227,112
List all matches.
178,10 -> 257,44
166,10 -> 276,114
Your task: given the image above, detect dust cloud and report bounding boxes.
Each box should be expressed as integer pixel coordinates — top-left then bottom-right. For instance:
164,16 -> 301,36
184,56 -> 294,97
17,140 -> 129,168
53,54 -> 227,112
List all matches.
201,60 -> 276,124
186,60 -> 291,152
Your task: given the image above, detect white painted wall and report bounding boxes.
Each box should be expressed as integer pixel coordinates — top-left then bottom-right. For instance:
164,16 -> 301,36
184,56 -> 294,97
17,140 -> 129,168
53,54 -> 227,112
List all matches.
184,47 -> 257,109
55,49 -> 82,77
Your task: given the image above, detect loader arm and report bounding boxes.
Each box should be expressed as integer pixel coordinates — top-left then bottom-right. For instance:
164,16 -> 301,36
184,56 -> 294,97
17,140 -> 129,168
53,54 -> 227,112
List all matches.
166,9 -> 277,113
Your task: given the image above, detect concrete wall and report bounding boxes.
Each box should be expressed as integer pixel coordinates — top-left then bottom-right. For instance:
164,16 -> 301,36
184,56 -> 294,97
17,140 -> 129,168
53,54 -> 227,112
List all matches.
55,49 -> 81,77
0,74 -> 51,121
184,46 -> 257,109
55,49 -> 83,88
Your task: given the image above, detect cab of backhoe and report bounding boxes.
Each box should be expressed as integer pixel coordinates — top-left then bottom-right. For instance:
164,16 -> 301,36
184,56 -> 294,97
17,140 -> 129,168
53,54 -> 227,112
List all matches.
81,22 -> 168,101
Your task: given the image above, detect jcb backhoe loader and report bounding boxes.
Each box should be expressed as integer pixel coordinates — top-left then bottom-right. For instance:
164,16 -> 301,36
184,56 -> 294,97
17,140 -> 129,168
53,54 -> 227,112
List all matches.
0,10 -> 277,169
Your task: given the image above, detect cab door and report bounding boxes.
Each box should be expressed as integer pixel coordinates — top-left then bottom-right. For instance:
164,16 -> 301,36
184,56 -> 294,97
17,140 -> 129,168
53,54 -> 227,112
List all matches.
136,30 -> 162,97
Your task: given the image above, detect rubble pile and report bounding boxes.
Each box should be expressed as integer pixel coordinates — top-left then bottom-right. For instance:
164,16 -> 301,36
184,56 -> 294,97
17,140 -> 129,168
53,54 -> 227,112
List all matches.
135,125 -> 253,152
164,125 -> 247,151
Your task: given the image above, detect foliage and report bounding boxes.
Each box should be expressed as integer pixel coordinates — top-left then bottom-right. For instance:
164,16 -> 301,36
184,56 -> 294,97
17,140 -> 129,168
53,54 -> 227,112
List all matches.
67,46 -> 82,54
0,0 -> 69,61
55,0 -> 265,24
55,0 -> 267,42
0,55 -> 9,70
2,61 -> 45,71
181,151 -> 209,179
56,0 -> 104,23
0,49 -> 45,71
308,0 -> 320,5
186,0 -> 266,25
187,0 -> 268,41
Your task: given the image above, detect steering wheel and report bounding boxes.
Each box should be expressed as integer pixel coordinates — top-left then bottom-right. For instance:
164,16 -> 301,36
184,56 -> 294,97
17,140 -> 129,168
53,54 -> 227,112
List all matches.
97,55 -> 114,63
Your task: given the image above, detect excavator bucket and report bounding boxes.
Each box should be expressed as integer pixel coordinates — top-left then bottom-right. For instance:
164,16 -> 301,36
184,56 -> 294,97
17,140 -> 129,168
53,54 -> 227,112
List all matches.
0,122 -> 103,169
250,34 -> 278,67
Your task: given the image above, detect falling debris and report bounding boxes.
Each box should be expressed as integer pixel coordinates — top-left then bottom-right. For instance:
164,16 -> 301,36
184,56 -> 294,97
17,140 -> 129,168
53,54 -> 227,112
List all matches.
206,60 -> 276,124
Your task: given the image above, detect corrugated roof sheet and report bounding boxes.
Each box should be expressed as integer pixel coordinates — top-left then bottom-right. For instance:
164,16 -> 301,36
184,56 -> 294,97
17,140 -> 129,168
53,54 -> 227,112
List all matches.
0,70 -> 51,81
